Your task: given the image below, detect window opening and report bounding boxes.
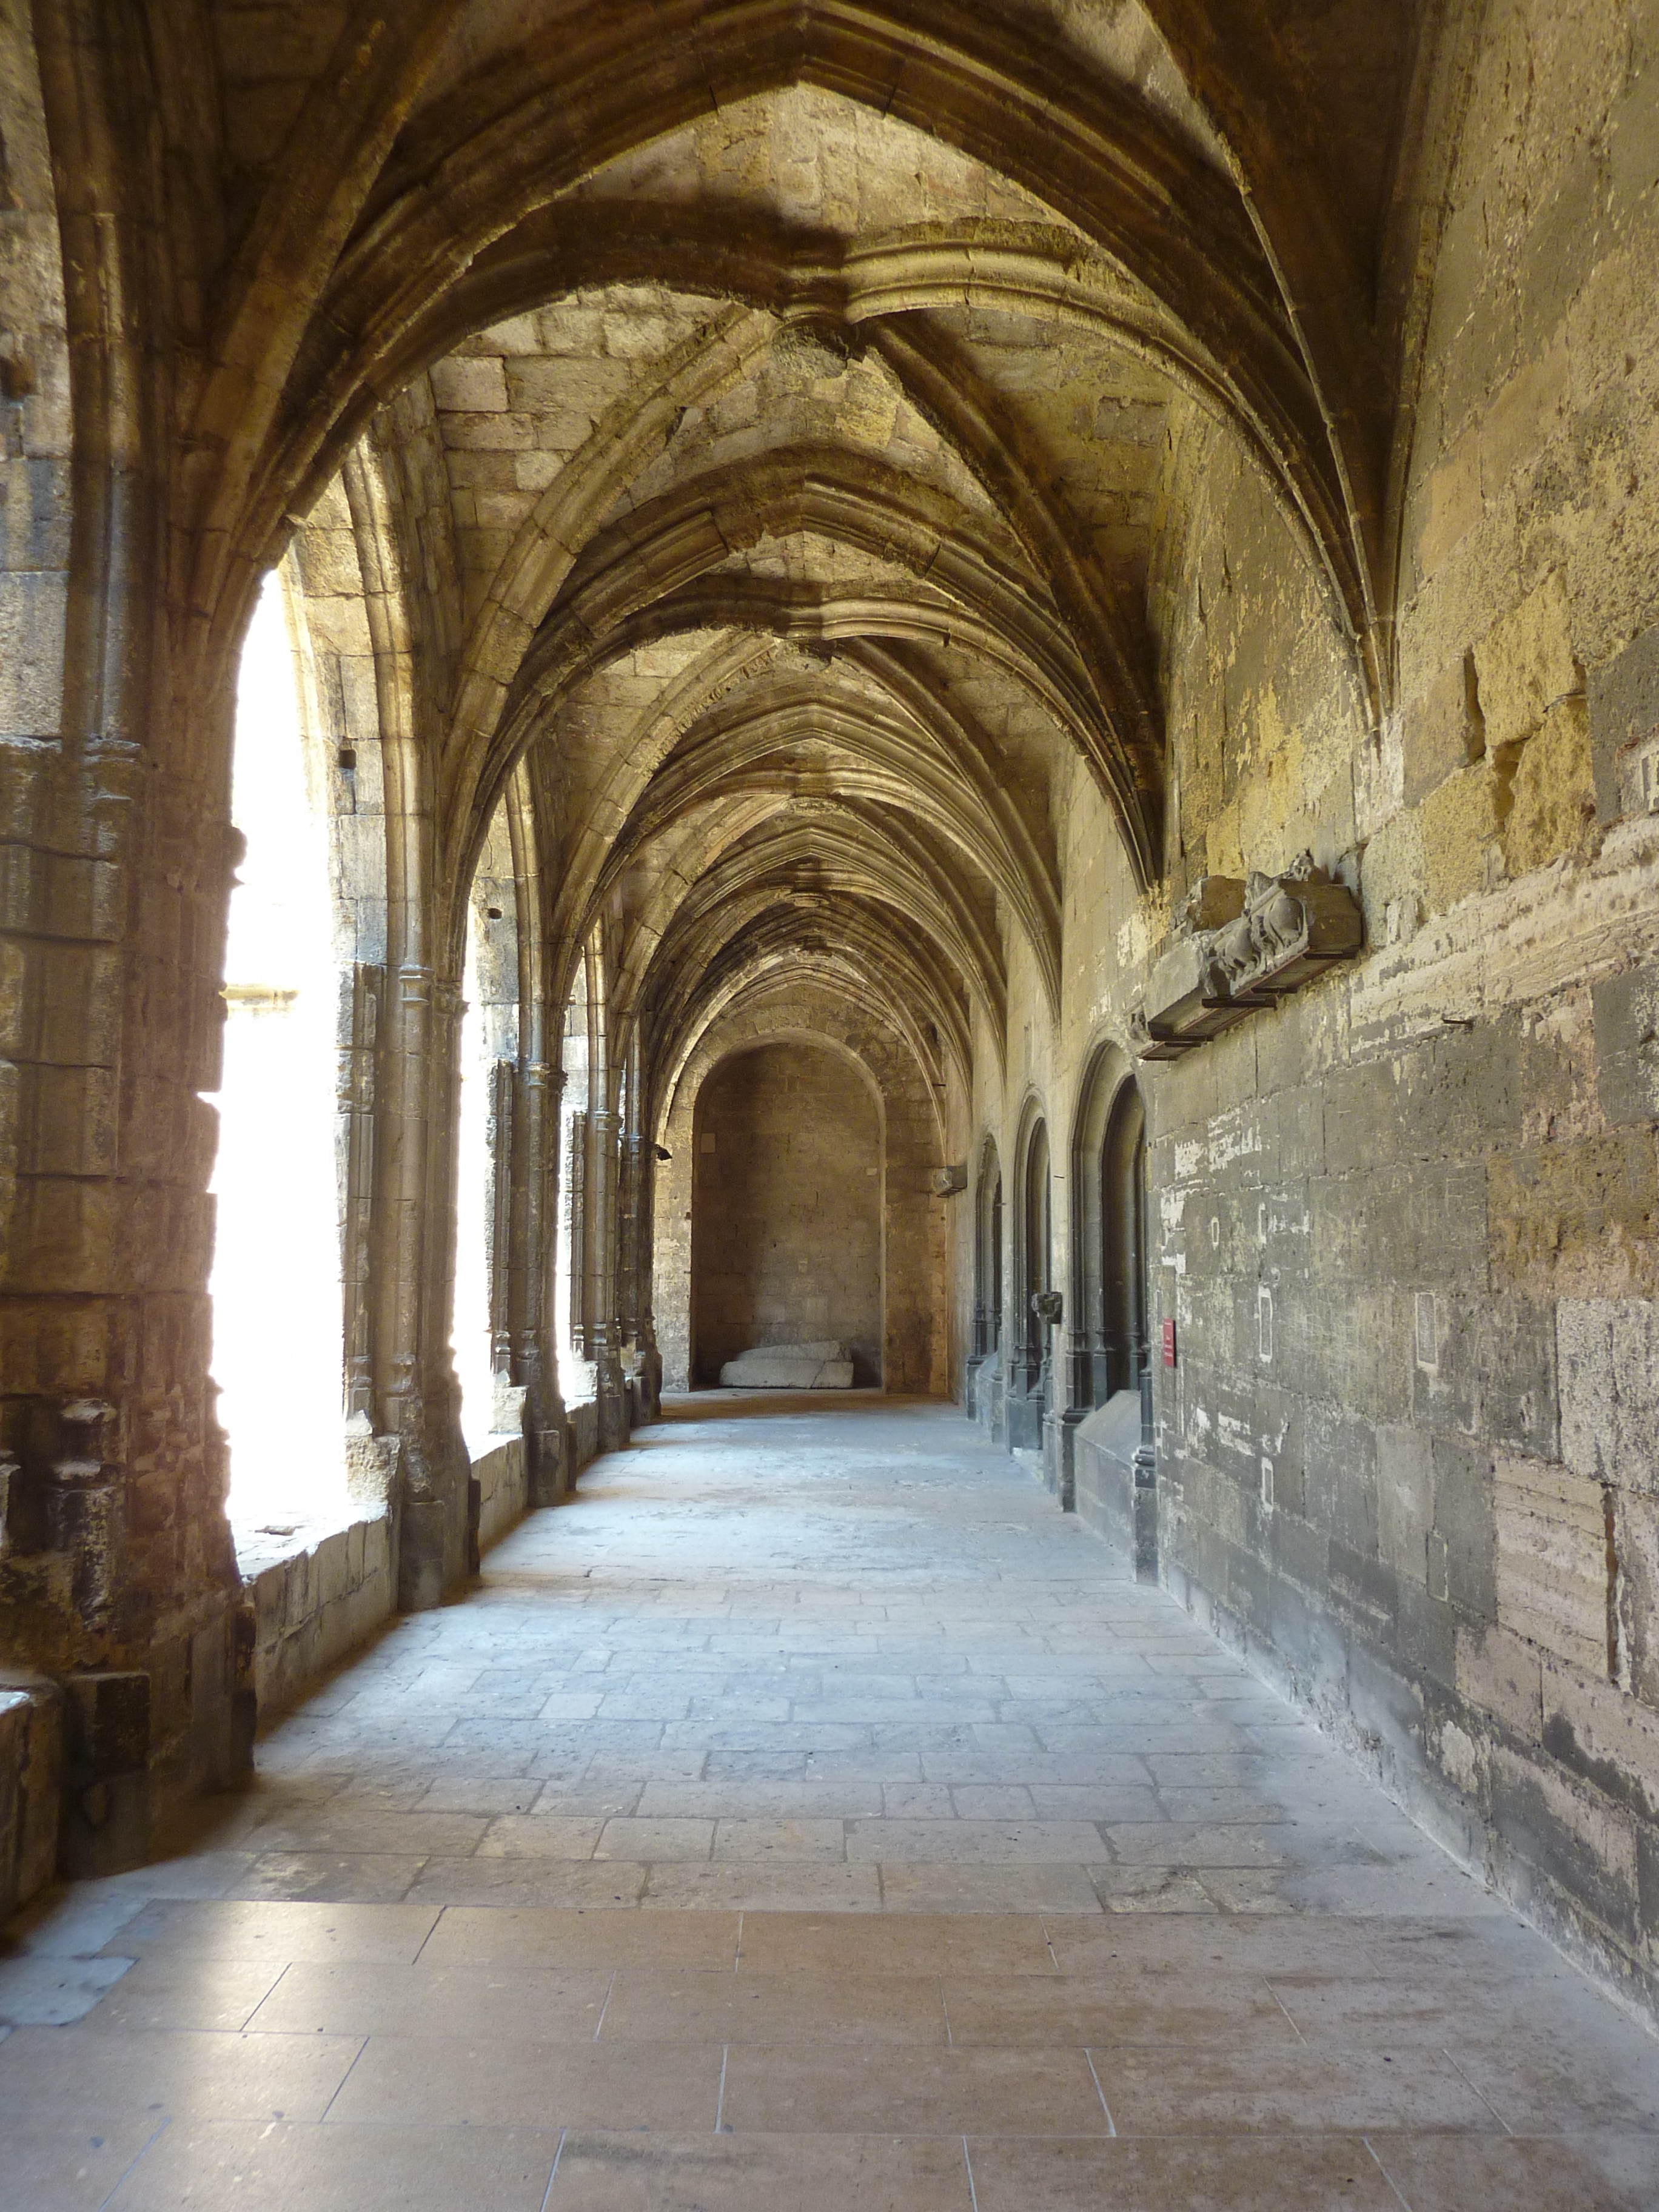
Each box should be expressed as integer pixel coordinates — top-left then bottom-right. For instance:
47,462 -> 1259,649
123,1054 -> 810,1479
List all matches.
209,574 -> 345,1535
554,949 -> 594,1395
454,902 -> 495,1451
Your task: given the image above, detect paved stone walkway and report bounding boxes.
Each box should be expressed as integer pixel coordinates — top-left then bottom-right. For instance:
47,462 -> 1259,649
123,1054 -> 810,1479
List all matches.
3,1395 -> 1657,2208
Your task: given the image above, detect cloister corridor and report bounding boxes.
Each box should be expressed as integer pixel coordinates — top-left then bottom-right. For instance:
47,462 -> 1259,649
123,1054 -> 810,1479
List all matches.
1,1398 -> 1655,2211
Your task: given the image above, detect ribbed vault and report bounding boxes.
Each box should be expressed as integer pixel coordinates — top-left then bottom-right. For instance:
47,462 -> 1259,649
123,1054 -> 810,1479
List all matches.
133,0 -> 1441,1446
205,1 -> 1432,1338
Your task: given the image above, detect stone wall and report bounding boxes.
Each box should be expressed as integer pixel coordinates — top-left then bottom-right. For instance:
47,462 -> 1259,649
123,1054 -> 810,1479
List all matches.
691,1042 -> 883,1385
947,0 -> 1659,2013
1150,0 -> 1659,2010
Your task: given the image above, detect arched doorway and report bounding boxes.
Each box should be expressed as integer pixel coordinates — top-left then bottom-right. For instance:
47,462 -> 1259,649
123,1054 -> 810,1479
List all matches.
1068,1048 -> 1156,1564
454,806 -> 521,1456
556,942 -> 593,1378
1008,1110 -> 1051,1450
1102,1081 -> 1149,1398
1073,1050 -> 1150,1410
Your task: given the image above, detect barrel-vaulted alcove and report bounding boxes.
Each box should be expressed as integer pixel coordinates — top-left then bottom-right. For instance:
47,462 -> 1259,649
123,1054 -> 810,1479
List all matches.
690,1040 -> 883,1386
651,977 -> 950,1398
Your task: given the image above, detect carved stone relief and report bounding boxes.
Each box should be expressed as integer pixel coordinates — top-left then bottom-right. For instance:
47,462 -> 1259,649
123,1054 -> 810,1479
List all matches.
1133,854 -> 1362,1059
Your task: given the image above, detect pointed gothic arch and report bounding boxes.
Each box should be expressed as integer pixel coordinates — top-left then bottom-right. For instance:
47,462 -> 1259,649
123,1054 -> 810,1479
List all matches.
1070,1043 -> 1149,1415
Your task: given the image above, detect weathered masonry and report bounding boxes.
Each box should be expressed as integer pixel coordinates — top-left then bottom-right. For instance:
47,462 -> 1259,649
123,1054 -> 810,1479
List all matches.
2,0 -> 1658,2025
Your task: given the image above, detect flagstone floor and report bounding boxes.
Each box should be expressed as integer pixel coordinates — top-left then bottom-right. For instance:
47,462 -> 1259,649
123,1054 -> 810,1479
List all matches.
3,1394 -> 1656,2209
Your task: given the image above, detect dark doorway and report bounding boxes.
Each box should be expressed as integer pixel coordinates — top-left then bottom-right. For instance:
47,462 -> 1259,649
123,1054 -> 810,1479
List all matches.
1073,1050 -> 1148,1408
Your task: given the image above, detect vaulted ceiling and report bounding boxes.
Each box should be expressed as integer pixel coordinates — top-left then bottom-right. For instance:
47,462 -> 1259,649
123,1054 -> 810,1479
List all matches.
156,0 -> 1438,1110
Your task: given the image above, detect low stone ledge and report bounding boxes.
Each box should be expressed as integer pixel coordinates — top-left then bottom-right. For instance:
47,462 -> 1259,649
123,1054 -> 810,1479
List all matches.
474,1432 -> 529,1551
236,1425 -> 550,1729
0,1675 -> 62,1923
568,1394 -> 601,1476
238,1512 -> 397,1727
1073,1390 -> 1144,1555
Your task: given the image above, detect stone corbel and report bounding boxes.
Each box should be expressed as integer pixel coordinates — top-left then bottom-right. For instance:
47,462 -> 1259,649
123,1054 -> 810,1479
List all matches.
1134,853 -> 1362,1061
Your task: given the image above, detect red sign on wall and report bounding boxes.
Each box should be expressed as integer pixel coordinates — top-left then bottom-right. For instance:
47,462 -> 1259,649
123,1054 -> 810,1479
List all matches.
1161,1318 -> 1177,1369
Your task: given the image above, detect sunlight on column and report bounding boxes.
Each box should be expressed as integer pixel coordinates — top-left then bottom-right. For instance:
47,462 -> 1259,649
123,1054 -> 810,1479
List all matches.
454,908 -> 495,1452
209,574 -> 347,1534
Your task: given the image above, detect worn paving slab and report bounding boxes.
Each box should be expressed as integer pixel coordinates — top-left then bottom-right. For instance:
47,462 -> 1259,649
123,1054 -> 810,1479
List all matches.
2,1395 -> 1656,2209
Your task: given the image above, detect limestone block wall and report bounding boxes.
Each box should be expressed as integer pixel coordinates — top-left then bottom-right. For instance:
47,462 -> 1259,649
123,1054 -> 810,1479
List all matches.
692,1042 -> 883,1385
947,0 -> 1659,2014
566,1397 -> 602,1476
0,6 -> 69,775
1149,0 -> 1659,2010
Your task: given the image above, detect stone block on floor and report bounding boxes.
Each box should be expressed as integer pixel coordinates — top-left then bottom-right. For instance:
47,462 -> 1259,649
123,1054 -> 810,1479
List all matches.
717,1343 -> 856,1387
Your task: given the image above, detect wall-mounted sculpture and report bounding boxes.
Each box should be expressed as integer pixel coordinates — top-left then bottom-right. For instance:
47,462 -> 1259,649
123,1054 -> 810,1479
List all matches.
1133,854 -> 1362,1060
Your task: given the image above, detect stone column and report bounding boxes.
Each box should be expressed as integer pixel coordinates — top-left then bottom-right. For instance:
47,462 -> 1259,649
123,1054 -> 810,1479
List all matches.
1132,1366 -> 1159,1581
615,1122 -> 640,1420
634,1142 -> 663,1416
0,4 -> 247,1848
431,974 -> 477,1581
